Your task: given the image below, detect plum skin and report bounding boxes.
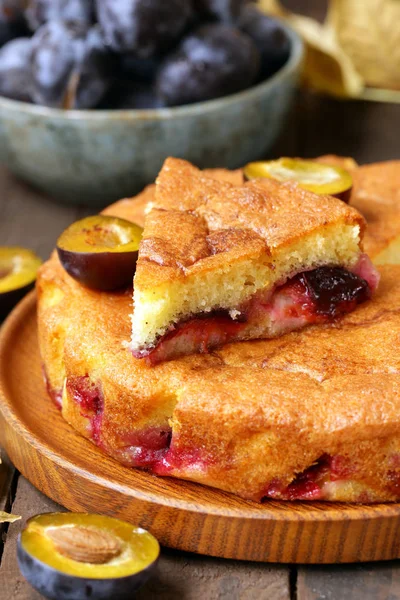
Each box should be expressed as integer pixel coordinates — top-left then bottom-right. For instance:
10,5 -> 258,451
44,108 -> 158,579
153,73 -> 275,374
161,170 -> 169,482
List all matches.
0,0 -> 29,48
0,37 -> 32,102
156,23 -> 261,106
95,0 -> 193,57
17,536 -> 158,600
333,188 -> 352,204
194,0 -> 245,23
238,5 -> 291,78
25,0 -> 94,32
57,247 -> 138,291
30,21 -> 112,109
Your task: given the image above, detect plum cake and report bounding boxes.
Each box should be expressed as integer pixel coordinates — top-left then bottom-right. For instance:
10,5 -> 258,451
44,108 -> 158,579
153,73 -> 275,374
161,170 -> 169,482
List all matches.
131,158 -> 379,364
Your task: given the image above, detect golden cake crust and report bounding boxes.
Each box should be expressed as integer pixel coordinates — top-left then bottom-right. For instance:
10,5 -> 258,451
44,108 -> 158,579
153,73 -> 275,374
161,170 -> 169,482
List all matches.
135,158 -> 365,292
102,167 -> 244,229
103,159 -> 400,266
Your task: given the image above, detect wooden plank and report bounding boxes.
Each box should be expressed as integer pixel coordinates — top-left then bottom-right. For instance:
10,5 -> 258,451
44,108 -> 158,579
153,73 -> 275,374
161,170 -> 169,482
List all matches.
297,564 -> 400,600
0,477 -> 291,600
0,167 -> 90,260
0,451 -> 16,562
0,477 -> 64,600
137,551 -> 291,600
297,92 -> 400,164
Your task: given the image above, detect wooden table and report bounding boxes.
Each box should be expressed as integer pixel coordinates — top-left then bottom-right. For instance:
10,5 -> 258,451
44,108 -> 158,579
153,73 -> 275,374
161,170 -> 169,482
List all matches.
0,90 -> 399,599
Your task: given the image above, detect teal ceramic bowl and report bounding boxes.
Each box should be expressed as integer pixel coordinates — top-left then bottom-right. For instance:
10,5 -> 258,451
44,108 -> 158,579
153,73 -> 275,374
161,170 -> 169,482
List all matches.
0,24 -> 303,206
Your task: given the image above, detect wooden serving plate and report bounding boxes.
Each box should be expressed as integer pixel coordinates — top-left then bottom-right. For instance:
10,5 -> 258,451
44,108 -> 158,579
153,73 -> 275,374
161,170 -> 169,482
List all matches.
1,292 -> 400,564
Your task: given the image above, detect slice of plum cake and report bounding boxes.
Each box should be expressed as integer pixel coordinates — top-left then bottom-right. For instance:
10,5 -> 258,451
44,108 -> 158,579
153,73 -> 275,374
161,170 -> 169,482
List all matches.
131,158 -> 379,364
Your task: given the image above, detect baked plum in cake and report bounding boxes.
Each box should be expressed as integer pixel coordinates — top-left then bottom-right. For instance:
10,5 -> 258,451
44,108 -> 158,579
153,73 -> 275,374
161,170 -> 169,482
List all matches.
131,158 -> 378,364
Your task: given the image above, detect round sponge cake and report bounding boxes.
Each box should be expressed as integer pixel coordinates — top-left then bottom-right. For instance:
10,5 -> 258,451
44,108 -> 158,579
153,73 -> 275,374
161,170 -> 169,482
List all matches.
37,164 -> 400,503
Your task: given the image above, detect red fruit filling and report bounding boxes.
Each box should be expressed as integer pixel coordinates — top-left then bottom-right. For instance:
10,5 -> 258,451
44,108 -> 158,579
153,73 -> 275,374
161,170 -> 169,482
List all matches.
137,313 -> 245,365
386,470 -> 400,496
119,426 -> 172,468
115,427 -> 212,475
294,266 -> 370,317
134,255 -> 378,365
154,443 -> 212,476
262,454 -> 354,501
66,376 -> 104,444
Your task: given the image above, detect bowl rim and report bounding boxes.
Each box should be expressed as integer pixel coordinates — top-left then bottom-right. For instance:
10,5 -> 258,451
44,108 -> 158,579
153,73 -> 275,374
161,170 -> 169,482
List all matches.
0,20 -> 304,121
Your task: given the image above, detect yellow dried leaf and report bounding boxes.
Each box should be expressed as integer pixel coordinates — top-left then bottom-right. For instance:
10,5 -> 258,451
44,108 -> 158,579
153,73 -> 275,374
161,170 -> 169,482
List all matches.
256,0 -> 363,98
288,12 -> 363,98
257,0 -> 285,18
0,511 -> 21,523
329,0 -> 400,91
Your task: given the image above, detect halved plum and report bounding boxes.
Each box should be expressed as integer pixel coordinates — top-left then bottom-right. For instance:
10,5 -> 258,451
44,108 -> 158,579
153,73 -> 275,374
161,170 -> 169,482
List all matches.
243,158 -> 353,203
56,216 -> 143,291
17,512 -> 160,600
0,247 -> 42,320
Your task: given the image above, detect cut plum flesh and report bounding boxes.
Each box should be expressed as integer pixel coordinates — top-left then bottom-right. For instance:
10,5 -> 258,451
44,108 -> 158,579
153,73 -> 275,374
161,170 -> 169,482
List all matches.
112,428 -> 211,475
263,454 -> 355,501
119,427 -> 172,469
133,258 -> 378,365
243,158 -> 353,203
66,376 -> 104,444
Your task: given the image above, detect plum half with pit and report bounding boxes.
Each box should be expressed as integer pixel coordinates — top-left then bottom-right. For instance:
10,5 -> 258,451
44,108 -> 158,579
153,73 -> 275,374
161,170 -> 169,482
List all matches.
95,0 -> 193,57
25,0 -> 94,31
238,5 -> 291,78
30,21 -> 112,109
0,37 -> 32,102
56,215 -> 143,291
0,247 -> 42,320
17,512 -> 160,600
156,24 -> 260,106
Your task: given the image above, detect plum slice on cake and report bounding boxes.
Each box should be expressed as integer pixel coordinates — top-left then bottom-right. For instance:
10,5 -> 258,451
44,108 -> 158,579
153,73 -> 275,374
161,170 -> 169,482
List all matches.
131,158 -> 379,364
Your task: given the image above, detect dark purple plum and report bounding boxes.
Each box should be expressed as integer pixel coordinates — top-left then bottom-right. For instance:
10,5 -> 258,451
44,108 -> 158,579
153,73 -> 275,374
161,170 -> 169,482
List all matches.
17,513 -> 160,600
99,81 -> 165,110
118,53 -> 160,84
25,0 -> 94,31
299,267 -> 370,317
0,37 -> 32,101
95,0 -> 193,57
30,20 -> 113,108
0,0 -> 29,48
56,215 -> 143,290
0,247 -> 42,321
238,5 -> 291,77
156,23 -> 260,106
194,0 -> 245,23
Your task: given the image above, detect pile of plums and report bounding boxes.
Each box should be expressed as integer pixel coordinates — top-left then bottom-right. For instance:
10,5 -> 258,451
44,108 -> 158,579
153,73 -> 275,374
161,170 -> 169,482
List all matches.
0,0 -> 291,109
